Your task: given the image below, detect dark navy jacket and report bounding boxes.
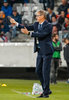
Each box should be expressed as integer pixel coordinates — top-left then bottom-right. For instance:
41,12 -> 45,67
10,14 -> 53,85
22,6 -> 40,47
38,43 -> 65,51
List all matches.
11,14 -> 21,24
18,20 -> 54,55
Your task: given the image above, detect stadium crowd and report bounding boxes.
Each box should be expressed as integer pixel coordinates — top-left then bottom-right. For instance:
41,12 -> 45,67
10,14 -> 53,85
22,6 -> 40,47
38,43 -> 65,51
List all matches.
0,0 -> 69,41
0,0 -> 69,83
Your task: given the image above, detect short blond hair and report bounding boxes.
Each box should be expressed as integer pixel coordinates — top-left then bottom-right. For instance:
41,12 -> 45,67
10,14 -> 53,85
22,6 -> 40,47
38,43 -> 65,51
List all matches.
35,10 -> 46,19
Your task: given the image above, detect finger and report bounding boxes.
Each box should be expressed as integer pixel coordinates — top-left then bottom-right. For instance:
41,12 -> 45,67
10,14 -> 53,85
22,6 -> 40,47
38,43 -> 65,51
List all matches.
24,27 -> 26,29
21,28 -> 26,31
24,27 -> 28,30
21,29 -> 24,31
21,29 -> 25,32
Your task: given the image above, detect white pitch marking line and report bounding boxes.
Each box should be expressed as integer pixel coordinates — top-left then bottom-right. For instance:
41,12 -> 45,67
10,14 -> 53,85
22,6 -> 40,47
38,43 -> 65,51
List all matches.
11,89 -> 36,98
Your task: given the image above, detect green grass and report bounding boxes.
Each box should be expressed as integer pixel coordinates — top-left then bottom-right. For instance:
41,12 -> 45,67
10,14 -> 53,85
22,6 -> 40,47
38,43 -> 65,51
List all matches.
0,79 -> 69,100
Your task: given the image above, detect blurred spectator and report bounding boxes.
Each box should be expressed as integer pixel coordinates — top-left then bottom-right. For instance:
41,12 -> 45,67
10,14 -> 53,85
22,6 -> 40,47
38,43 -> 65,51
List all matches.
51,16 -> 61,31
0,18 -> 9,32
39,0 -> 54,10
0,1 -> 3,10
11,9 -> 21,24
10,9 -> 21,38
0,11 -> 5,19
0,23 -> 8,42
63,14 -> 69,30
47,8 -> 56,23
67,8 -> 69,14
20,0 -> 29,6
58,11 -> 65,26
47,0 -> 54,10
50,34 -> 62,84
0,11 -> 10,26
0,18 -> 10,42
20,0 -> 29,4
52,26 -> 58,35
39,0 -> 47,10
9,0 -> 16,6
63,35 -> 69,83
21,0 -> 29,6
24,0 -> 29,3
1,0 -> 12,17
57,0 -> 69,15
39,0 -> 43,2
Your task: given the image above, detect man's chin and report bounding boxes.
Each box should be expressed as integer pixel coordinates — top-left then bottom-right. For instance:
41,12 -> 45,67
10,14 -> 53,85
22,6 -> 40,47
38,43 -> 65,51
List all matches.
37,20 -> 39,22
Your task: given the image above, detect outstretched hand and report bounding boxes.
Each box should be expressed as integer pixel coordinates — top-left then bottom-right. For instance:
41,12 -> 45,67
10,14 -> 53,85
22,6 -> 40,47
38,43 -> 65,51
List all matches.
8,16 -> 17,25
21,27 -> 30,35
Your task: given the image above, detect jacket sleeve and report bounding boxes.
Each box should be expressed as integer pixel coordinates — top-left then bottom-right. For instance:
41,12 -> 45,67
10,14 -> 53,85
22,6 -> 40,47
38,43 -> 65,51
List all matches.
54,43 -> 62,51
31,24 -> 52,38
18,24 -> 34,31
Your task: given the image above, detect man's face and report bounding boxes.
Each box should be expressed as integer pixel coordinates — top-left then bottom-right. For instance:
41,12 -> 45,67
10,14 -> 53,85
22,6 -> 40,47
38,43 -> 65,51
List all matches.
65,18 -> 68,23
55,35 -> 59,41
62,0 -> 67,5
36,12 -> 44,22
67,8 -> 69,13
52,37 -> 55,41
47,8 -> 52,13
52,26 -> 58,34
64,39 -> 69,44
4,2 -> 8,7
1,25 -> 4,29
13,11 -> 17,16
66,18 -> 69,24
61,11 -> 65,17
52,17 -> 56,22
0,19 -> 3,23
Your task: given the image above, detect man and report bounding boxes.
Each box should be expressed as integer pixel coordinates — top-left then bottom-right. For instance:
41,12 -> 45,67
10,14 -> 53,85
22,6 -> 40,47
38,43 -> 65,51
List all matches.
1,0 -> 12,17
63,14 -> 69,30
57,0 -> 69,15
10,10 -> 54,98
47,7 -> 56,23
39,0 -> 54,10
58,11 -> 65,26
10,8 -> 21,38
51,16 -> 61,31
63,34 -> 69,83
0,18 -> 10,41
51,34 -> 62,84
11,9 -> 21,24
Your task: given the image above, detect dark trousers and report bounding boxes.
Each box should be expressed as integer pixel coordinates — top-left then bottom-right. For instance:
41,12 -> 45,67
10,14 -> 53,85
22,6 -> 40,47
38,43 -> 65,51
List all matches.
36,53 -> 52,95
66,61 -> 69,78
39,0 -> 47,10
50,58 -> 59,83
47,0 -> 54,10
39,0 -> 54,10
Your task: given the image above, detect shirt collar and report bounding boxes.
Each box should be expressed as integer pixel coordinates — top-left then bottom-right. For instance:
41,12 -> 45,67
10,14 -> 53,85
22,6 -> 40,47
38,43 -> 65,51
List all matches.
39,20 -> 46,25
